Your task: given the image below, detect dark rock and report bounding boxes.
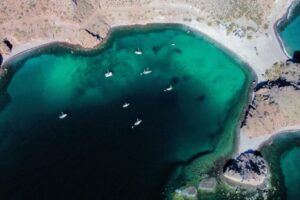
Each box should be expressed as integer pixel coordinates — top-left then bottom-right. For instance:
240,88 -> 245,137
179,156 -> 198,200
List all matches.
287,50 -> 300,63
173,48 -> 182,54
293,51 -> 300,62
152,46 -> 161,54
0,53 -> 2,66
84,29 -> 103,41
223,150 -> 268,185
72,0 -> 77,6
254,77 -> 299,92
3,39 -> 13,52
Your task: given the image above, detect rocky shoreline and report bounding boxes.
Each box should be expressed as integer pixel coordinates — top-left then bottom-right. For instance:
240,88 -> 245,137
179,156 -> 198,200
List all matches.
241,61 -> 300,139
223,150 -> 268,188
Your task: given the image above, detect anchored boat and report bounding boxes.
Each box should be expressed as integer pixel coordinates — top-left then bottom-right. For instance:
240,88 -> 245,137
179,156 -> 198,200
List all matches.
59,112 -> 68,119
105,70 -> 113,78
134,48 -> 143,55
140,67 -> 152,75
131,118 -> 142,128
122,102 -> 130,108
163,85 -> 173,92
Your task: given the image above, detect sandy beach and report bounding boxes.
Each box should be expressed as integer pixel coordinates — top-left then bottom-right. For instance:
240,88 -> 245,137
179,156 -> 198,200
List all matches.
239,125 -> 300,153
1,40 -> 56,65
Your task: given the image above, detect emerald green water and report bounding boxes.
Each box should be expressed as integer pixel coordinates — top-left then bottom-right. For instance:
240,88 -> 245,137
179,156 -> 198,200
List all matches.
262,133 -> 300,200
281,147 -> 300,199
279,3 -> 300,55
0,25 -> 253,199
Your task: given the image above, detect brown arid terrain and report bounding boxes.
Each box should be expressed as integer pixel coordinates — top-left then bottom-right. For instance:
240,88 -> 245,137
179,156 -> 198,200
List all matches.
239,61 -> 300,152
0,0 -> 294,81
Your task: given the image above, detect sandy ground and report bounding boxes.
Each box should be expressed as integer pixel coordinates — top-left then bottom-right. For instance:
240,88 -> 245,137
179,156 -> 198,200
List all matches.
1,40 -> 56,65
239,125 -> 300,153
239,62 -> 300,153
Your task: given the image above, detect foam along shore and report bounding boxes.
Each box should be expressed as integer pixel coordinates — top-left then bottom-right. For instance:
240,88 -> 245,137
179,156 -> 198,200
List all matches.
239,126 -> 300,154
275,0 -> 300,58
1,40 -> 57,67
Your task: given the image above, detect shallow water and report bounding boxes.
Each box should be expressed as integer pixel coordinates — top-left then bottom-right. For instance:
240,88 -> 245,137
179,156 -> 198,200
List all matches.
279,3 -> 300,56
281,146 -> 300,199
262,133 -> 300,200
0,25 -> 252,199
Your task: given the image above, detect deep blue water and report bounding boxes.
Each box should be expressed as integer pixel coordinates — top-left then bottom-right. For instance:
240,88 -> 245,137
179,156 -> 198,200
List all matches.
0,26 -> 252,200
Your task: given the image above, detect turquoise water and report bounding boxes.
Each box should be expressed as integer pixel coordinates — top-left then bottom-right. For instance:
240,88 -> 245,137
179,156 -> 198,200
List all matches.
281,146 -> 300,199
262,133 -> 300,200
279,3 -> 300,55
0,25 -> 252,199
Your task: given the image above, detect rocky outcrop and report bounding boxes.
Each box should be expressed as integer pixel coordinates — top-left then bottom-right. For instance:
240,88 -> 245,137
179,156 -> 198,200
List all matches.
84,29 -> 103,41
198,177 -> 217,192
71,0 -> 78,6
241,62 -> 300,138
175,186 -> 198,199
0,39 -> 12,55
0,52 -> 3,66
3,39 -> 13,52
287,50 -> 300,63
223,150 -> 267,187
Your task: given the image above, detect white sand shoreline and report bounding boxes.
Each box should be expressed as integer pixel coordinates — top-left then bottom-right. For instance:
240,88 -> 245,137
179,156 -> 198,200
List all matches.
1,40 -> 57,66
239,125 -> 300,154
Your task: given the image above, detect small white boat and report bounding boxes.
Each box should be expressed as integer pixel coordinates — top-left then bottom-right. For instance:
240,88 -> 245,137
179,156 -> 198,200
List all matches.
105,70 -> 113,78
163,85 -> 173,92
59,112 -> 68,119
140,68 -> 152,75
131,118 -> 142,128
122,102 -> 130,108
134,48 -> 143,55
171,43 -> 176,46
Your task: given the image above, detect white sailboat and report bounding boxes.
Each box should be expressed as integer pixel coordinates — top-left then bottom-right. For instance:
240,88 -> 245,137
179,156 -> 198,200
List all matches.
59,112 -> 68,119
131,118 -> 142,128
140,67 -> 152,75
163,85 -> 173,92
134,48 -> 143,55
105,70 -> 113,78
122,102 -> 130,108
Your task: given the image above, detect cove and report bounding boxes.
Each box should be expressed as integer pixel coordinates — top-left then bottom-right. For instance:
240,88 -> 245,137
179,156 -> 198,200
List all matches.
0,25 -> 253,199
261,133 -> 300,200
278,2 -> 300,56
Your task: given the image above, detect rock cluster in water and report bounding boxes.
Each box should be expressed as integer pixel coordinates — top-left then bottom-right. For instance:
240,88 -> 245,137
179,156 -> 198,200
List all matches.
198,177 -> 217,192
287,50 -> 300,63
175,186 -> 198,199
223,150 -> 267,187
